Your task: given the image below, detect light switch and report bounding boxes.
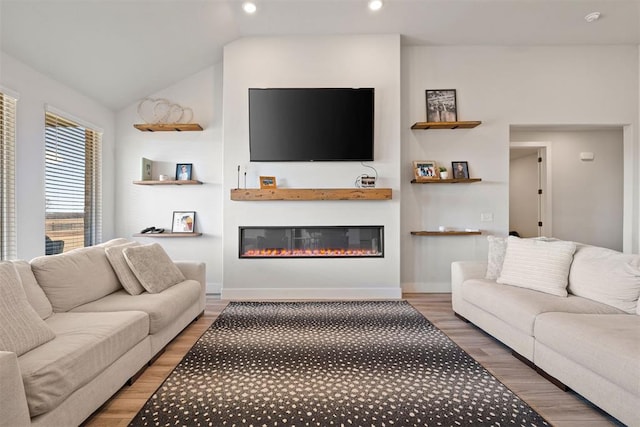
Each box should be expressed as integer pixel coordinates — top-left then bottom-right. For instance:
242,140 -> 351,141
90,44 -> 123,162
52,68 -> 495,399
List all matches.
480,212 -> 493,222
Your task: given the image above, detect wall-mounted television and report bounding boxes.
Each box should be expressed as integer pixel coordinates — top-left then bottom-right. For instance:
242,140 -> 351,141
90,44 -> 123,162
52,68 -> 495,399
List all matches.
248,88 -> 374,162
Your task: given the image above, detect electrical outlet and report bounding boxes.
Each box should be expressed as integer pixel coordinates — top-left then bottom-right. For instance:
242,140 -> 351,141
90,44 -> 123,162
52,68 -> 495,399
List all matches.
480,212 -> 493,222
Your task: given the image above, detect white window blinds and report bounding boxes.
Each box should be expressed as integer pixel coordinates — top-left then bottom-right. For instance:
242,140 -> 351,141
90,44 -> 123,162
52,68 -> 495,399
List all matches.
0,91 -> 17,260
45,110 -> 102,253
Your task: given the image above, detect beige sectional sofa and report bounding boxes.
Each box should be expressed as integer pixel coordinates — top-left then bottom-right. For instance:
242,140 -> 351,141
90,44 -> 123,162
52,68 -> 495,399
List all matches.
452,236 -> 640,427
0,238 -> 206,427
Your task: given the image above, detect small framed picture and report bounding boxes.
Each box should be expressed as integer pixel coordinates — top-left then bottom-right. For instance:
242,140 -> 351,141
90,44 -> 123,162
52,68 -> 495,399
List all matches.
141,157 -> 152,181
176,163 -> 193,181
451,161 -> 470,179
426,89 -> 457,123
259,176 -> 277,189
413,161 -> 439,181
172,211 -> 196,233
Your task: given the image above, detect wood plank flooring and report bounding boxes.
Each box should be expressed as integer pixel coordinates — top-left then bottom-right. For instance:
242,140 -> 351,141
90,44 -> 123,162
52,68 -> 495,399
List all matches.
83,294 -> 621,427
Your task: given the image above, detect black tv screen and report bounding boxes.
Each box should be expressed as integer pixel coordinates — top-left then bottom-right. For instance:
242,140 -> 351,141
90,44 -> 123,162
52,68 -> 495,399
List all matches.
248,88 -> 374,162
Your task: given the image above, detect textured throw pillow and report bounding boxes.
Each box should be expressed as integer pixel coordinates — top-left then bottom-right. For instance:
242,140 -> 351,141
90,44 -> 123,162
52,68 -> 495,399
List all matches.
485,236 -> 507,280
12,260 -> 53,319
105,242 -> 145,295
0,262 -> 55,356
497,236 -> 577,297
123,243 -> 185,294
569,245 -> 640,314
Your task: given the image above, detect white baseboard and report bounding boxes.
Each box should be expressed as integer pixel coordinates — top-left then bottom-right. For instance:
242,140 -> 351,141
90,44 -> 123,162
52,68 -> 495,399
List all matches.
206,282 -> 222,295
401,282 -> 452,293
221,287 -> 402,300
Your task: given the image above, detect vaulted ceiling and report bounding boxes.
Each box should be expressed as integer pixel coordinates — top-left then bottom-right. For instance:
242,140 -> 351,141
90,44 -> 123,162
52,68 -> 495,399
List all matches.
1,0 -> 639,111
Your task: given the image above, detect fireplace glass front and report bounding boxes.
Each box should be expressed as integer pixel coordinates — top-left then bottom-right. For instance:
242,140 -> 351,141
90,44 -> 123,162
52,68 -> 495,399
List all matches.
239,226 -> 383,258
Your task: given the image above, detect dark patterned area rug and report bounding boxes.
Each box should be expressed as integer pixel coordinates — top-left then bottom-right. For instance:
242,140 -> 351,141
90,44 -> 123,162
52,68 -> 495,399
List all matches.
130,301 -> 549,427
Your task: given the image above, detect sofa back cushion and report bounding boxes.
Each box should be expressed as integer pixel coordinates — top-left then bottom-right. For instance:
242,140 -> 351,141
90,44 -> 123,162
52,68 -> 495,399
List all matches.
497,236 -> 576,297
31,245 -> 121,312
569,245 -> 640,314
123,243 -> 185,293
0,262 -> 55,356
12,260 -> 53,319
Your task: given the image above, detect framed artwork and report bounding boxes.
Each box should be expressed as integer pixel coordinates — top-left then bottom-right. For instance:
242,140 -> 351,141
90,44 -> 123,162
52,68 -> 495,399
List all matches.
172,211 -> 196,233
141,157 -> 152,181
413,160 -> 439,181
426,89 -> 457,123
176,163 -> 193,181
260,176 -> 277,189
451,161 -> 470,179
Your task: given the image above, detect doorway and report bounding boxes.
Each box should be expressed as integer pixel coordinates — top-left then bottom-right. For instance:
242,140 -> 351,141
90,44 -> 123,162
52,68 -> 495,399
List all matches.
509,142 -> 552,238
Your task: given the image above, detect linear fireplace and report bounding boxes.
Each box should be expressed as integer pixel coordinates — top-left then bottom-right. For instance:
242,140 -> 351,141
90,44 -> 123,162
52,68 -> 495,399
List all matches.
239,226 -> 384,258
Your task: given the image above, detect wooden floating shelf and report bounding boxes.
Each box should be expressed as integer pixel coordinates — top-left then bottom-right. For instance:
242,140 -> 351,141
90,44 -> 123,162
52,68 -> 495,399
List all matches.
230,188 -> 392,201
133,232 -> 202,237
411,231 -> 482,236
411,121 -> 482,130
133,123 -> 203,132
411,178 -> 482,184
133,180 -> 203,185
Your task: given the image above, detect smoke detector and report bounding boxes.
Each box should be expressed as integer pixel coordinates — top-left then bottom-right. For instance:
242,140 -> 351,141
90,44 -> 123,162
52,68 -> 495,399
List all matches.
584,12 -> 601,23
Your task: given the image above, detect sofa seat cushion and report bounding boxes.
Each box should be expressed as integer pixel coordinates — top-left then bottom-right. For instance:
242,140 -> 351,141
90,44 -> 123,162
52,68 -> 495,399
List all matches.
31,245 -> 122,312
18,311 -> 149,417
462,279 -> 625,336
534,312 -> 640,396
70,279 -> 201,334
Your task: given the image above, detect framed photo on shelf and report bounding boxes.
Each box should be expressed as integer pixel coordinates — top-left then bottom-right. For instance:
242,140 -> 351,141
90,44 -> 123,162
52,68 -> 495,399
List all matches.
451,161 -> 470,179
176,163 -> 193,181
426,89 -> 457,123
141,157 -> 152,181
259,176 -> 277,189
413,160 -> 439,181
172,211 -> 196,233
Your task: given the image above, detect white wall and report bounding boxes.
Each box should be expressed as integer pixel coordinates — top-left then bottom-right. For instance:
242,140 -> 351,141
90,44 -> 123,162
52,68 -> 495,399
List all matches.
0,52 -> 116,260
221,35 -> 402,299
509,152 -> 539,238
401,45 -> 639,292
114,65 -> 224,293
511,129 -> 624,250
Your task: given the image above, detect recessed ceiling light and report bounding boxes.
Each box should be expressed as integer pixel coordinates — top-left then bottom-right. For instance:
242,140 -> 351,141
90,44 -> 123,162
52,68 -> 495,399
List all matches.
584,11 -> 601,23
368,0 -> 383,11
243,2 -> 257,14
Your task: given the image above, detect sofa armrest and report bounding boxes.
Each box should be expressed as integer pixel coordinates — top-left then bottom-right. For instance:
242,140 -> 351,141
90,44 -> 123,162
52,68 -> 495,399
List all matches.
175,261 -> 206,312
451,261 -> 487,314
0,351 -> 30,426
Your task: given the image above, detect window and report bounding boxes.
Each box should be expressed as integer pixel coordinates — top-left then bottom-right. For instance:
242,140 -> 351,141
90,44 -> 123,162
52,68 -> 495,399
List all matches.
0,90 -> 17,260
45,109 -> 102,253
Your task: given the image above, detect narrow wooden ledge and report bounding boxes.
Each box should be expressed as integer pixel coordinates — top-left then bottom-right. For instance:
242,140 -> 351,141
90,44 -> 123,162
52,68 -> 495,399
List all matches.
411,178 -> 482,184
133,232 -> 202,237
411,231 -> 482,236
411,121 -> 481,130
133,180 -> 202,185
230,188 -> 392,201
133,123 -> 203,132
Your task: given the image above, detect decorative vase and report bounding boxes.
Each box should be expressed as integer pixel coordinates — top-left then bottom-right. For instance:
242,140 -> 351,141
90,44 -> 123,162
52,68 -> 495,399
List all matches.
440,171 -> 449,179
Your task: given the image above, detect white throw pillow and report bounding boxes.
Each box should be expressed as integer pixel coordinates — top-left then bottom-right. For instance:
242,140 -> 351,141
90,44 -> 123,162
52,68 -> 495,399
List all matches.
12,260 -> 53,319
569,245 -> 640,314
0,262 -> 55,356
123,243 -> 185,294
497,236 -> 576,297
485,236 -> 507,280
105,242 -> 145,295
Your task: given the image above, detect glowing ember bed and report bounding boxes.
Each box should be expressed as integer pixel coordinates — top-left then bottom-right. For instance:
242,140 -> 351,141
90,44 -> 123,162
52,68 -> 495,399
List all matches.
239,226 -> 383,258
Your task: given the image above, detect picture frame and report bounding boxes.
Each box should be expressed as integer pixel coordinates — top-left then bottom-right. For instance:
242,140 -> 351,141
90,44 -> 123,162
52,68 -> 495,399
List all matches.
259,176 -> 277,189
425,89 -> 457,123
176,163 -> 193,181
172,211 -> 196,233
413,160 -> 439,181
451,161 -> 470,179
141,157 -> 152,181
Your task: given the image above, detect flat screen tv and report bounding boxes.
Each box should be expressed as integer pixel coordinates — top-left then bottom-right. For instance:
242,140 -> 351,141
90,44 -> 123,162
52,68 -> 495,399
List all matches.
248,88 -> 374,162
